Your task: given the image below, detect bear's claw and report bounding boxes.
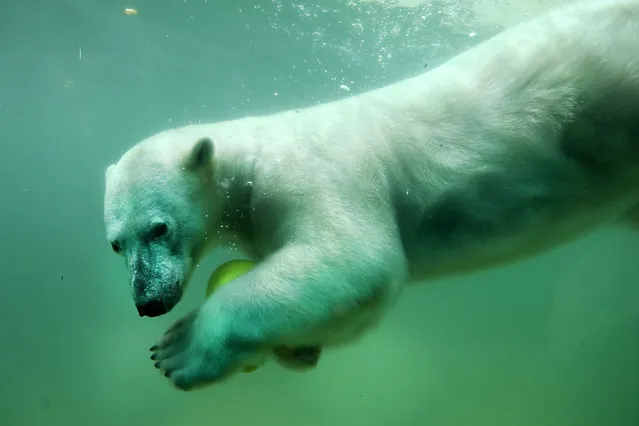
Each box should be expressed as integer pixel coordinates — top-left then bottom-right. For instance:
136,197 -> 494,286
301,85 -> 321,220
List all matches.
148,307 -> 241,391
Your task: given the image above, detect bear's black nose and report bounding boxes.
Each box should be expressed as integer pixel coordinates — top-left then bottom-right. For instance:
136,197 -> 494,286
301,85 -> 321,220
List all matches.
136,300 -> 167,317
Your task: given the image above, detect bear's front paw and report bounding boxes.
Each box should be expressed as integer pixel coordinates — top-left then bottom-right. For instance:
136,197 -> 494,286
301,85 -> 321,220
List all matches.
149,306 -> 250,390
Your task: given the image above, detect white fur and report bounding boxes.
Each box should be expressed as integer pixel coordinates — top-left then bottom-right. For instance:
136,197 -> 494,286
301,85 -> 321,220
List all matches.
104,0 -> 639,390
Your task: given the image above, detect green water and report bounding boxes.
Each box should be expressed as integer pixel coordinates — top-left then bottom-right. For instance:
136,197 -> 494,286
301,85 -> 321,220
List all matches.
1,0 -> 637,425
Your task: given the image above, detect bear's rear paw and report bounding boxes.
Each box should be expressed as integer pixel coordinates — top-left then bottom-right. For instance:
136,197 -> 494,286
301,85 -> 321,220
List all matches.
274,345 -> 322,371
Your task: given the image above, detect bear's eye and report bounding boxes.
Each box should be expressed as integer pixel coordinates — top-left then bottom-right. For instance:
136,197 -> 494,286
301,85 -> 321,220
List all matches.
111,241 -> 121,253
151,222 -> 169,239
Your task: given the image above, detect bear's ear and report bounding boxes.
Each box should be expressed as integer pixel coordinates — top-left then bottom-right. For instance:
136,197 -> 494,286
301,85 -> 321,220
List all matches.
184,137 -> 214,171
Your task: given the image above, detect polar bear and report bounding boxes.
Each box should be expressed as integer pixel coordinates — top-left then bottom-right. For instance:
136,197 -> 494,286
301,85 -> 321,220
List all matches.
104,0 -> 639,390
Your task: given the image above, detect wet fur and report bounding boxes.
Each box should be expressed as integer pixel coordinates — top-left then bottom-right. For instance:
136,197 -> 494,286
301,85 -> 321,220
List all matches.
104,0 -> 639,390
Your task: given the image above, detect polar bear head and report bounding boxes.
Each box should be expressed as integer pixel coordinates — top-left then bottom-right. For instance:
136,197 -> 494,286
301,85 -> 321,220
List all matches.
104,136 -> 218,317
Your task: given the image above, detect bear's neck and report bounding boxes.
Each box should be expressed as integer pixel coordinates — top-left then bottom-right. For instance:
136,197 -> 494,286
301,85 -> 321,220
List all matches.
210,136 -> 260,258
